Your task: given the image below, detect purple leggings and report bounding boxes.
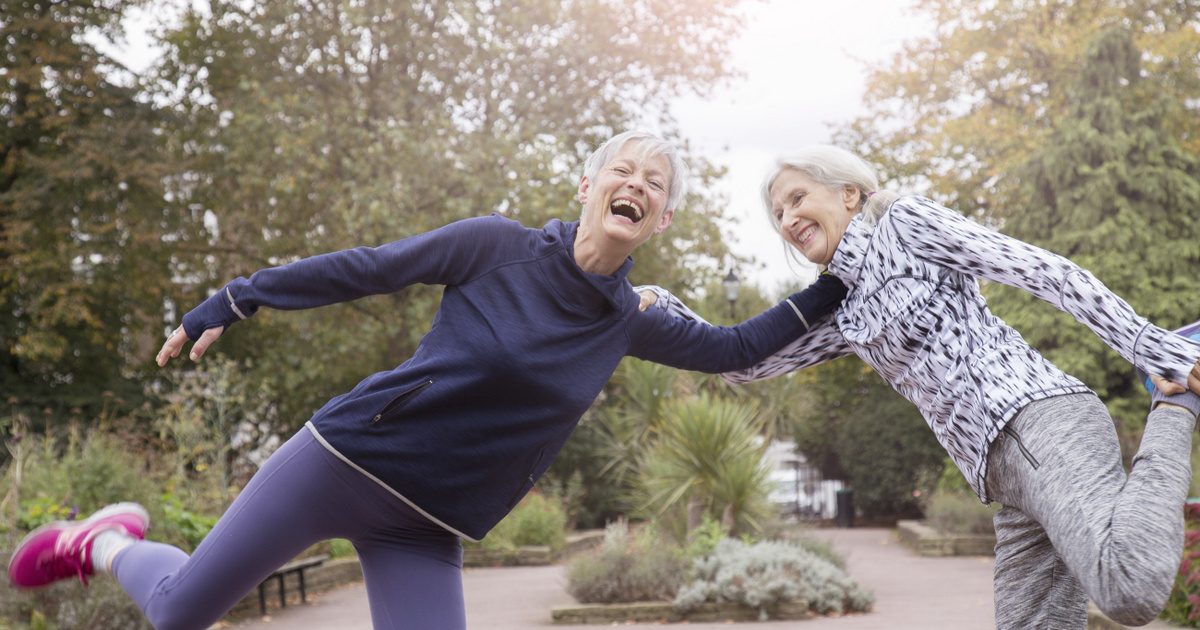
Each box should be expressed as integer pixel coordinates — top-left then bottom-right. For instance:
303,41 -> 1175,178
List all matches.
112,428 -> 465,630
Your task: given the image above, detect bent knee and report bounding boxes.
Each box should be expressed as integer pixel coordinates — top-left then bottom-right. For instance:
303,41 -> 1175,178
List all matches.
1094,589 -> 1169,627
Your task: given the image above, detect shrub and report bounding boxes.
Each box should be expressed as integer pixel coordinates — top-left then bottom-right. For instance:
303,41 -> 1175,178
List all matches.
923,490 -> 997,536
674,538 -> 873,620
1162,501 -> 1200,627
330,538 -> 356,558
566,520 -> 689,603
475,492 -> 567,552
788,531 -> 847,571
159,492 -> 219,551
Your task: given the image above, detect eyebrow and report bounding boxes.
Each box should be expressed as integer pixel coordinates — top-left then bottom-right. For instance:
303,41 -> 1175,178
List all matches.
611,158 -> 667,179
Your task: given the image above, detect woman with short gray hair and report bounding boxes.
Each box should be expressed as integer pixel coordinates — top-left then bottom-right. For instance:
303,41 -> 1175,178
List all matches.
642,144 -> 1200,629
8,131 -> 847,630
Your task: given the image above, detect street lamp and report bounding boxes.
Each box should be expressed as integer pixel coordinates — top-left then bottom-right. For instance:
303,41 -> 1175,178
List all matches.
722,268 -> 740,320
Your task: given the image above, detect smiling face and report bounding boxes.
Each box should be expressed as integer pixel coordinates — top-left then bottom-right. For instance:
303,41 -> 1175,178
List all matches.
769,168 -> 861,265
577,140 -> 674,250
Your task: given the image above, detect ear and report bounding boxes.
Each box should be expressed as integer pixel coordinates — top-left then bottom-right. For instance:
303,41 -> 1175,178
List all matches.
653,208 -> 675,234
842,186 -> 862,212
577,176 -> 590,206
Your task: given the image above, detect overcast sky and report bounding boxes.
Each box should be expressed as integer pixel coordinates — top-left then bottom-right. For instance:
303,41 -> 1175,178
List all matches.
102,1 -> 929,292
670,0 -> 929,291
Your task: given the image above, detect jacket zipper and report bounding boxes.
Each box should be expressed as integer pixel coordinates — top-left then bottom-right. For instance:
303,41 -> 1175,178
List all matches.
371,379 -> 434,424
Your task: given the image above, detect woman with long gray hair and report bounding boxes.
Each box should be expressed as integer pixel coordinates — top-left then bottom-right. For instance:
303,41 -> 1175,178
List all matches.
640,144 -> 1200,629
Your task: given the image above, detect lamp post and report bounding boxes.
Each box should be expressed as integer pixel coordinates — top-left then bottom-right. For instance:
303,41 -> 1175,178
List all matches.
722,268 -> 740,320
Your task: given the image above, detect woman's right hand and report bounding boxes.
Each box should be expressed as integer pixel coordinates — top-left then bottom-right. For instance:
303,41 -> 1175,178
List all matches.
155,325 -> 225,367
1150,359 -> 1200,396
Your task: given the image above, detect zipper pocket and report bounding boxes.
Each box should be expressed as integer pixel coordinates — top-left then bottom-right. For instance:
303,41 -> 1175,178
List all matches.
1002,425 -> 1040,470
506,448 -> 545,509
371,379 -> 434,424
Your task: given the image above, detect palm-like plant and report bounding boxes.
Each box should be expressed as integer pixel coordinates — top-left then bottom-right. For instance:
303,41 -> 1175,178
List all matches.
637,392 -> 771,536
596,358 -> 682,493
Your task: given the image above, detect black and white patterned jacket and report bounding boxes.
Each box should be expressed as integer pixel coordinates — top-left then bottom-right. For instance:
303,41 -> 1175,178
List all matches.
642,195 -> 1200,501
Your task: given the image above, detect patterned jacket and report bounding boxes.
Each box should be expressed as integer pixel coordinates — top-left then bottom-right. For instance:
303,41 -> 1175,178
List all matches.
642,196 -> 1200,501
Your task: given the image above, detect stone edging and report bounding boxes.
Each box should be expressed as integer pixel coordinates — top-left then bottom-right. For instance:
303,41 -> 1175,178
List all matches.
895,519 -> 995,556
551,600 -> 812,624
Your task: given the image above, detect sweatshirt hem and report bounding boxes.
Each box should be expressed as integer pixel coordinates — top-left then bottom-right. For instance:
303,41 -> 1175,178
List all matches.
303,421 -> 480,542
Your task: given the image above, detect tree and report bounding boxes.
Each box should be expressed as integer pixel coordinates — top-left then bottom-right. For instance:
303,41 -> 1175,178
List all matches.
837,0 -> 1200,450
149,0 -> 748,429
1,0 -> 177,420
988,28 -> 1200,445
837,0 -> 1200,212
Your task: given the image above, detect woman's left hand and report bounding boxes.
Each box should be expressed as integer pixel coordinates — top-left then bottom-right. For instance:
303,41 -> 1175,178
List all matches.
1150,360 -> 1200,396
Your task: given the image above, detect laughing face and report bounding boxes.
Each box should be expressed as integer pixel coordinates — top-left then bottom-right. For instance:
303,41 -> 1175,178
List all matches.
769,169 -> 860,265
577,140 -> 674,250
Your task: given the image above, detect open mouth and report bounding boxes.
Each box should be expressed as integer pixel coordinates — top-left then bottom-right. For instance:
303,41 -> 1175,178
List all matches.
794,224 -> 817,247
609,197 -> 645,223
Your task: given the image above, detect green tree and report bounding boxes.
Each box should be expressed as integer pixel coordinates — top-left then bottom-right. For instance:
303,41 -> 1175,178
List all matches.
988,28 -> 1200,445
787,357 -> 945,518
150,0 -> 747,430
1,0 -> 177,420
838,0 -> 1200,212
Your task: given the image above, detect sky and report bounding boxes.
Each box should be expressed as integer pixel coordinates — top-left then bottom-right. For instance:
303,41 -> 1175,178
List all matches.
669,1 -> 929,291
100,1 -> 930,293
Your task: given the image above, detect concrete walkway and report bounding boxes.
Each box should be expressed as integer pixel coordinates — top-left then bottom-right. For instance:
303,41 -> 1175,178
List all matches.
226,527 -> 1172,629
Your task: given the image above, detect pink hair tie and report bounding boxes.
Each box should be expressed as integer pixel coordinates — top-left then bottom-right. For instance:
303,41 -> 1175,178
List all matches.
866,191 -> 876,198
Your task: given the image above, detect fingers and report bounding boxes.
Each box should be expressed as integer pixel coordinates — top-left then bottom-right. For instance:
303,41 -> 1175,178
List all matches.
156,326 -> 187,367
1189,360 -> 1200,396
1151,374 -> 1185,396
189,326 -> 225,361
638,290 -> 656,312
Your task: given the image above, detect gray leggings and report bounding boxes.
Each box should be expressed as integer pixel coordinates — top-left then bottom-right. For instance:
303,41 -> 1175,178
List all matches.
111,428 -> 465,630
987,393 -> 1193,629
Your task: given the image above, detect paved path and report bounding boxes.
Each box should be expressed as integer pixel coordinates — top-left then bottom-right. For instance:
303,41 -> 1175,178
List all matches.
225,527 -> 1167,629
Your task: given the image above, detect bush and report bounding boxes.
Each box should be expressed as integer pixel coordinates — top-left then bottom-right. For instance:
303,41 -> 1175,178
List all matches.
1163,501 -> 1200,627
674,538 -> 873,620
475,492 -> 567,552
566,520 -> 689,603
923,490 -> 997,535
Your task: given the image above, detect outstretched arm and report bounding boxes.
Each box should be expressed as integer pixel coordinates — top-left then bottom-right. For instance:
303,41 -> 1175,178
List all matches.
888,196 -> 1200,391
630,273 -> 853,381
157,214 -> 518,366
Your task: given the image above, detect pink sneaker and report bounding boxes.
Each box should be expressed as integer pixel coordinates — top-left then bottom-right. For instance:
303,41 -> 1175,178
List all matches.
8,502 -> 149,588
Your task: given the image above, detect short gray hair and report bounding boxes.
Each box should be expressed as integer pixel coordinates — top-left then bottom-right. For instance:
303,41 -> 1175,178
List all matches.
582,131 -> 688,213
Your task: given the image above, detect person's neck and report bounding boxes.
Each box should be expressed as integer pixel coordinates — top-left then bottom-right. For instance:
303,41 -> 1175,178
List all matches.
573,226 -> 630,276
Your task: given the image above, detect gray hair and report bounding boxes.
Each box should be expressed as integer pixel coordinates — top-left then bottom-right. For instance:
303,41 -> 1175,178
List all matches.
761,145 -> 896,270
582,131 -> 688,214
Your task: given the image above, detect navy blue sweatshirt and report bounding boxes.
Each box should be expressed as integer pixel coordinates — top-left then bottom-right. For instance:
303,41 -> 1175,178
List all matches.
182,215 -> 846,540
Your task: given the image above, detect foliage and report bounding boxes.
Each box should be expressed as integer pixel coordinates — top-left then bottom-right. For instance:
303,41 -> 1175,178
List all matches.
148,0 -> 747,433
684,516 -> 726,560
923,491 -> 997,536
0,578 -> 152,630
14,496 -> 73,533
637,392 -> 772,536
788,530 -> 847,572
673,538 -> 873,620
159,492 -> 218,552
473,492 -> 567,553
329,538 -> 355,559
786,357 -> 945,518
565,520 -> 689,604
838,3 -> 1200,457
987,28 -> 1200,449
1,0 -> 179,421
1162,502 -> 1200,627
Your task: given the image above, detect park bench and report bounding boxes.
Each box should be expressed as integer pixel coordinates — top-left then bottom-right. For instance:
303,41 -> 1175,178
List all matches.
257,554 -> 329,616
